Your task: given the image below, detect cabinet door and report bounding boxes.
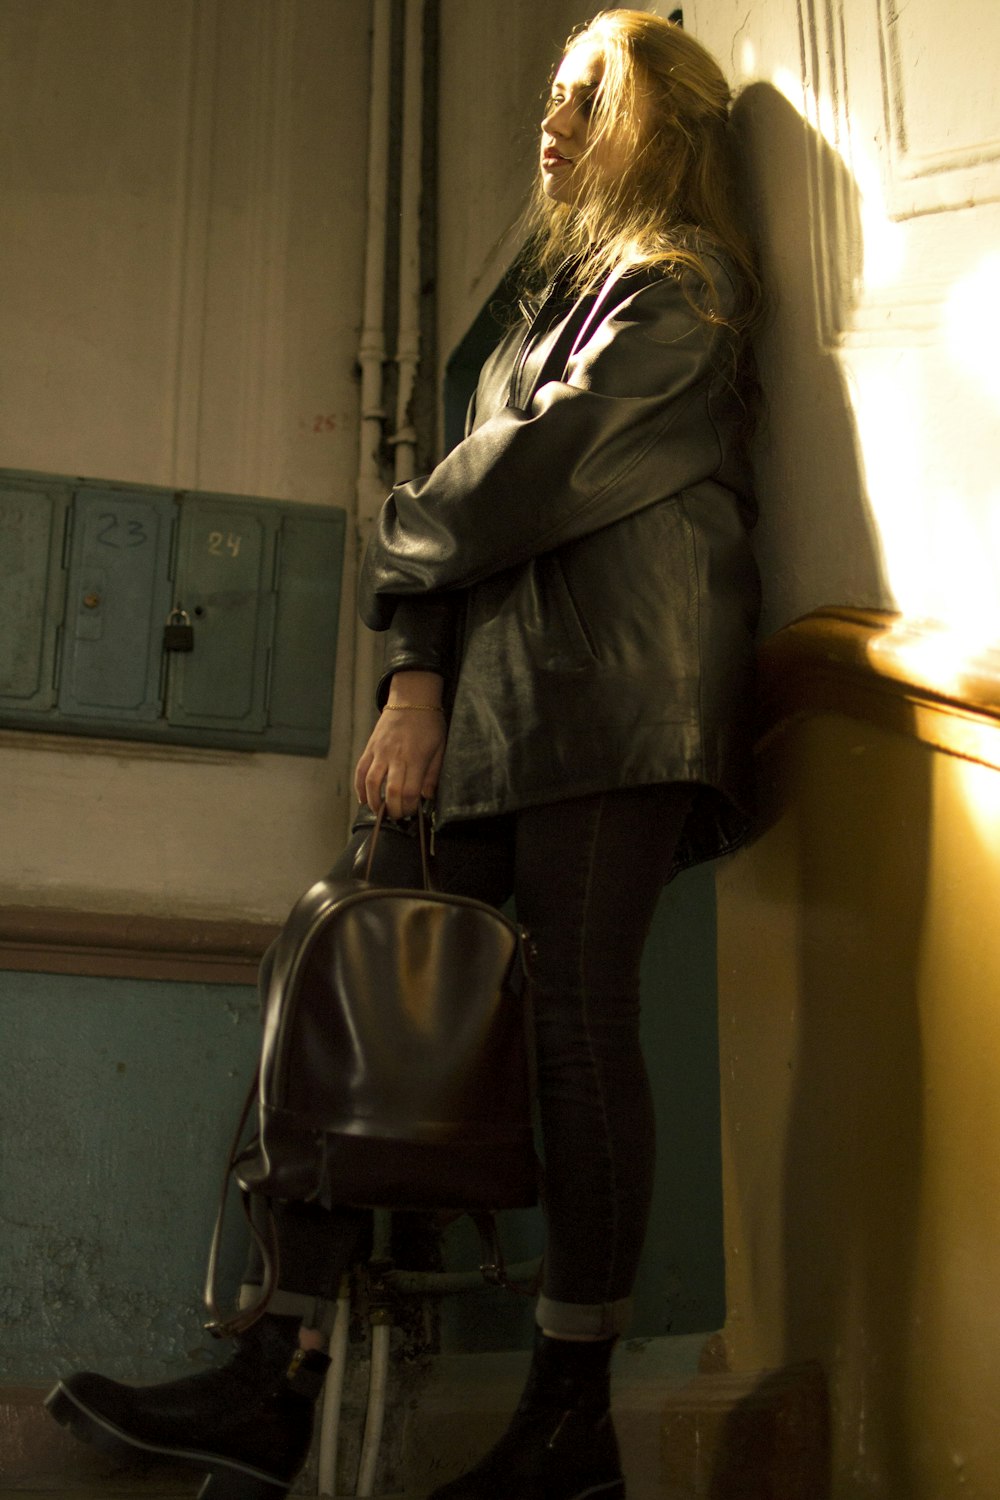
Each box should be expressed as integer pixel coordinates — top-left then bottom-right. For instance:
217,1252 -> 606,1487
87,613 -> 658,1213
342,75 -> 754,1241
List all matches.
57,489 -> 174,721
0,480 -> 68,713
166,498 -> 276,734
267,509 -> 346,749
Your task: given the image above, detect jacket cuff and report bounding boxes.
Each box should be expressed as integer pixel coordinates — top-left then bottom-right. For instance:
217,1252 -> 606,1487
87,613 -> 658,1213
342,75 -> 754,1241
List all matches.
375,595 -> 457,708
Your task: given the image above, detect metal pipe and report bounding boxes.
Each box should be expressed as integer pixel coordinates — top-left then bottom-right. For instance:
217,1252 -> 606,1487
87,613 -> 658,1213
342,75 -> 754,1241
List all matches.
316,1278 -> 351,1498
386,1256 -> 543,1296
391,0 -> 425,486
355,1315 -> 392,1496
336,6 -> 394,1482
350,0 -> 394,773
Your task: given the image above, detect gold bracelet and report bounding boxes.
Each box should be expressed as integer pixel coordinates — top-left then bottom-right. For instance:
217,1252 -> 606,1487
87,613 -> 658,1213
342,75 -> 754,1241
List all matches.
383,703 -> 445,713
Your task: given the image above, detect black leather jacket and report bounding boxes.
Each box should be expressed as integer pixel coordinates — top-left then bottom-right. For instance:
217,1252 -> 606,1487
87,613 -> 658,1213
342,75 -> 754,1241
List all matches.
358,258 -> 760,870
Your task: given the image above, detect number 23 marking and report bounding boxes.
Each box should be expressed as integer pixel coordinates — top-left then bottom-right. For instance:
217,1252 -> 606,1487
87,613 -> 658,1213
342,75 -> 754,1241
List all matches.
97,513 -> 147,548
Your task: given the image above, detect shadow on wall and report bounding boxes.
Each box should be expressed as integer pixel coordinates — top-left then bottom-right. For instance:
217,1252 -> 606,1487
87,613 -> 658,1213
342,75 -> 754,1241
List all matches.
715,725 -> 931,1494
732,83 -> 893,634
786,719 -> 928,1497
712,88 -> 932,1495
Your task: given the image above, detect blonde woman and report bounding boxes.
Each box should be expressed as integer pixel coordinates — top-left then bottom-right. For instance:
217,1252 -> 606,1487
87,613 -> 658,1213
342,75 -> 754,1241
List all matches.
48,12 -> 763,1500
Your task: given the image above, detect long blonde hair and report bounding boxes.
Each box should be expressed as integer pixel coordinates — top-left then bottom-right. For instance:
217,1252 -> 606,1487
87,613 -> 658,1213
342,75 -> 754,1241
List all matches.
522,10 -> 762,341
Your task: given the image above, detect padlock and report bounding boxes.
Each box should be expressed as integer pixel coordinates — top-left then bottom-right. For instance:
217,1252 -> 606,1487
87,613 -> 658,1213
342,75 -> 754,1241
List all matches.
163,606 -> 195,652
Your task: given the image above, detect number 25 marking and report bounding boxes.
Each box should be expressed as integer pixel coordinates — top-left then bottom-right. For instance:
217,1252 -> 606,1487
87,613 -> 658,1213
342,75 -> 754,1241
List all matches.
208,531 -> 242,558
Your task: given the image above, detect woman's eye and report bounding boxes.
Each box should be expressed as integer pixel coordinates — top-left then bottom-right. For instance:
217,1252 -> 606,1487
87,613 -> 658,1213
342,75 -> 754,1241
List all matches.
544,88 -> 596,119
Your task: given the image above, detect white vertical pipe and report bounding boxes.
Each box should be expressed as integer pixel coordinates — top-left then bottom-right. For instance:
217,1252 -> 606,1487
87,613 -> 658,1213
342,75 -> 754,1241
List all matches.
354,6 -> 426,1480
392,0 -> 425,487
350,0 -> 394,774
355,1318 -> 392,1496
316,1279 -> 351,1498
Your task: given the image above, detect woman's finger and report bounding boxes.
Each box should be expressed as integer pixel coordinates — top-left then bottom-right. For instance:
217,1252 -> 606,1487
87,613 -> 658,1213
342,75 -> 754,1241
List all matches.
356,710 -> 447,814
354,747 -> 374,804
421,740 -> 446,801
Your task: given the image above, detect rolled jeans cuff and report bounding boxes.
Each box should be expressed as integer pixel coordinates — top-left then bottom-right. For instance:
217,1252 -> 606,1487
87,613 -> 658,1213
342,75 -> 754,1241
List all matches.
238,1282 -> 344,1338
535,1294 -> 633,1340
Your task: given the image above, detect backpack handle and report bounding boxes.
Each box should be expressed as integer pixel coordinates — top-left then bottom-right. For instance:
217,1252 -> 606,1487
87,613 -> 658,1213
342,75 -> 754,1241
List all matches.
363,800 -> 433,889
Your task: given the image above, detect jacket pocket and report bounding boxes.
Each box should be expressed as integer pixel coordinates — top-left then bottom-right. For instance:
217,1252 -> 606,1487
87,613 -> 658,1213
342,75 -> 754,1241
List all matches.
549,554 -> 599,661
512,555 -> 599,673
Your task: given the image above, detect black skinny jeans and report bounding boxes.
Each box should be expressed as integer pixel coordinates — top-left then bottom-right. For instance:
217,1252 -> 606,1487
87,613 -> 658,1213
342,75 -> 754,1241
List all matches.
246,783 -> 691,1339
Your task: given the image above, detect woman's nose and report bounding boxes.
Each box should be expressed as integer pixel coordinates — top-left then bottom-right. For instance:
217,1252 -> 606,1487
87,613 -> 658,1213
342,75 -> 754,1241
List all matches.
542,100 -> 572,137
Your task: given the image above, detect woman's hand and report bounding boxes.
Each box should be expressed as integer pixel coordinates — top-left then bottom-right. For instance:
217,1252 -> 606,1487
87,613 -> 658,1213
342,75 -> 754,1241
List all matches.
354,671 -> 447,819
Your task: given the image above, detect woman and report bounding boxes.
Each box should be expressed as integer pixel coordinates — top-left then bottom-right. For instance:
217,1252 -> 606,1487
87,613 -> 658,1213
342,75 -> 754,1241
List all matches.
47,11 -> 762,1499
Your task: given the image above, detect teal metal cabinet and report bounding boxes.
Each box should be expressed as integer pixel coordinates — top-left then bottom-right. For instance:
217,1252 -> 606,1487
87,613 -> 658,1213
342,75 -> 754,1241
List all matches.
0,472 -> 347,756
0,477 -> 68,714
59,488 -> 176,723
167,498 -> 274,736
268,512 -> 347,749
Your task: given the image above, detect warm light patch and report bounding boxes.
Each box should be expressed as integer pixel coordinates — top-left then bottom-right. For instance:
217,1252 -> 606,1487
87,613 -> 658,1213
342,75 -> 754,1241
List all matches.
955,754 -> 1000,835
868,616 -> 998,701
772,65 -> 805,113
851,360 -> 1000,644
944,254 -> 1000,409
766,51 -> 999,657
925,489 -> 1000,636
849,356 -> 927,609
850,151 -> 906,292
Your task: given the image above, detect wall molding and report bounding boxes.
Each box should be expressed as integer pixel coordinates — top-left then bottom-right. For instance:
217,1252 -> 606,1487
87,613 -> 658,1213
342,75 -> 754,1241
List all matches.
875,0 -> 1000,219
758,606 -> 1000,771
794,0 -> 1000,346
0,907 -> 279,984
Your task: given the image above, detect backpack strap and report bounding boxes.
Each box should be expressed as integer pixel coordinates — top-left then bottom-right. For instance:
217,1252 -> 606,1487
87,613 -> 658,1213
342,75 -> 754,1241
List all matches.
470,1212 -> 543,1298
203,1064 -> 280,1337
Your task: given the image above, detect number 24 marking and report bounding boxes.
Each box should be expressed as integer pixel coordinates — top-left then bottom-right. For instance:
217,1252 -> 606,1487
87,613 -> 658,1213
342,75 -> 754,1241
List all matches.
208,531 -> 242,558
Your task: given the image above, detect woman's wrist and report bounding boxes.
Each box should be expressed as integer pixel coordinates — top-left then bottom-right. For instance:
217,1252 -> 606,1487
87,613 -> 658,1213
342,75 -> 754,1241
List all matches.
383,703 -> 444,715
385,669 -> 444,712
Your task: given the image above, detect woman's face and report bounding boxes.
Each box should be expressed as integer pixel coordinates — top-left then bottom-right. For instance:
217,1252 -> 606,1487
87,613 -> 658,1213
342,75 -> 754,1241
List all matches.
540,42 -> 623,205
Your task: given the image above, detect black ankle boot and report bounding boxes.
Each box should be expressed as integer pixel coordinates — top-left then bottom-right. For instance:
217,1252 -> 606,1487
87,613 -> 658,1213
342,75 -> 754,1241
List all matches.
428,1330 -> 625,1500
45,1314 -> 330,1500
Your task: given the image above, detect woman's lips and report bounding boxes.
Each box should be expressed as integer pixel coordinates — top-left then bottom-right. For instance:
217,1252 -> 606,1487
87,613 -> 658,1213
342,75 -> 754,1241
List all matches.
542,149 -> 573,167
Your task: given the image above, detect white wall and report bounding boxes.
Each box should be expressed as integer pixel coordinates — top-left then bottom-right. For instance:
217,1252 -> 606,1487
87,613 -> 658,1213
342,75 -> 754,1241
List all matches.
0,0 -> 369,921
683,0 -> 1000,643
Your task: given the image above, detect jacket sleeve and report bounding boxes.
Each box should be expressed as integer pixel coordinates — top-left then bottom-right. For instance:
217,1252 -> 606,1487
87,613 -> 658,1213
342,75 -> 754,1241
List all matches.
359,270 -> 742,630
373,594 -> 459,707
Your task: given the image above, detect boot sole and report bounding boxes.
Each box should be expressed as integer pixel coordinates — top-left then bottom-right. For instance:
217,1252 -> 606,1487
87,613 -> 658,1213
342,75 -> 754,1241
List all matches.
45,1381 -> 290,1499
429,1479 -> 625,1499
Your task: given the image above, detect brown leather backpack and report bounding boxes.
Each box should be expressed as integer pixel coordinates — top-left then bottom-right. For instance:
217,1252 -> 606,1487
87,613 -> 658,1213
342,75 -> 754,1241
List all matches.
205,809 -> 538,1334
